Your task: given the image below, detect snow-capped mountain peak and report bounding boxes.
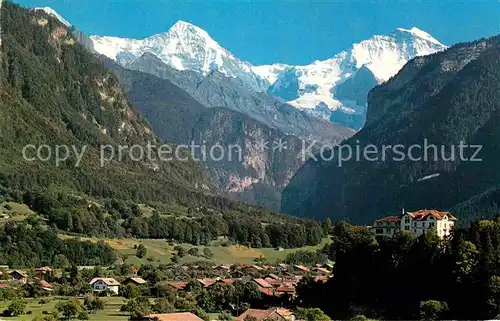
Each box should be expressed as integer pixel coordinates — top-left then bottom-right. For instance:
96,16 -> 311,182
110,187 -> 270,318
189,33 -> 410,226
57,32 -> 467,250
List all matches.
266,26 -> 447,127
89,20 -> 445,129
34,7 -> 71,27
91,20 -> 268,92
395,27 -> 444,46
251,63 -> 290,85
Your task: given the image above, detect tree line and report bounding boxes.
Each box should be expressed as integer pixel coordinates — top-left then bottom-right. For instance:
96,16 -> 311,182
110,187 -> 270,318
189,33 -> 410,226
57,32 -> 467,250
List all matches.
8,189 -> 328,249
297,219 -> 500,320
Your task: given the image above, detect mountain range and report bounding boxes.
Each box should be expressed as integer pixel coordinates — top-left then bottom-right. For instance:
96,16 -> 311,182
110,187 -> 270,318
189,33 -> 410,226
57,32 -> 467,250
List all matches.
31,6 -> 489,217
90,20 -> 447,130
34,6 -> 450,210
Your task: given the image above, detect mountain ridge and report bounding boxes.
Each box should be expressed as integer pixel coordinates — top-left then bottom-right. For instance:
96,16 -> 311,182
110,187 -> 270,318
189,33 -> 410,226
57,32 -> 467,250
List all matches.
86,11 -> 446,129
281,34 -> 500,225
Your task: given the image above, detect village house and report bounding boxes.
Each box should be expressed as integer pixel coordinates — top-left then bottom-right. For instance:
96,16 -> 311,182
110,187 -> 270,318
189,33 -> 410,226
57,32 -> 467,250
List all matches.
167,281 -> 187,292
372,209 -> 457,238
293,265 -> 311,274
213,264 -> 233,272
313,267 -> 331,276
196,278 -> 217,287
89,278 -> 120,295
10,270 -> 28,284
123,277 -> 148,286
39,279 -> 53,292
236,308 -> 294,321
35,266 -> 53,280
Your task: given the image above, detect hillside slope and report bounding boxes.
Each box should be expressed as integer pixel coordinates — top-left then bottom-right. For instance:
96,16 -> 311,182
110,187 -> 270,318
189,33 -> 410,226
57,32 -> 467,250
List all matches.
104,59 -> 313,210
0,2 -> 210,204
282,35 -> 500,225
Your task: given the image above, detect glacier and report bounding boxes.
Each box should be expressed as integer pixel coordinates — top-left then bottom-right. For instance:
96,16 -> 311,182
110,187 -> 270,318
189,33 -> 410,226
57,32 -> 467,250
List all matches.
34,5 -> 446,130
90,19 -> 446,129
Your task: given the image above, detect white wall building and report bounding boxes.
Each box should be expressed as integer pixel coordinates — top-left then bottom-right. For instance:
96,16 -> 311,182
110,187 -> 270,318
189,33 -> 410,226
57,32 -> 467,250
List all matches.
372,210 -> 457,239
89,278 -> 120,295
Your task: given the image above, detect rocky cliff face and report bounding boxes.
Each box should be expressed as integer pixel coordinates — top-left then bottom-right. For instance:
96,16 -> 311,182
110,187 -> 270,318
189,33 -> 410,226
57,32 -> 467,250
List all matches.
105,59 -> 323,210
282,35 -> 500,225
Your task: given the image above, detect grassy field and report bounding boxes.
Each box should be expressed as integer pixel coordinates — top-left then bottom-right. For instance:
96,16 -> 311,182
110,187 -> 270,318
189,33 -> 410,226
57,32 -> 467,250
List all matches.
0,297 -> 129,321
60,236 -> 332,266
0,202 -> 35,225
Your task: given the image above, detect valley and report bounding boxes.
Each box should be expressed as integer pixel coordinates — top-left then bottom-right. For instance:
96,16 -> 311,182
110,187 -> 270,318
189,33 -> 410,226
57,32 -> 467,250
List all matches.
0,1 -> 499,320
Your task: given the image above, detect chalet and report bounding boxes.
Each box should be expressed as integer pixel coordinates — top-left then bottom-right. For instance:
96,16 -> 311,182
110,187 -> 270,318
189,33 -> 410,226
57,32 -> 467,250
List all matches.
144,312 -> 203,321
89,278 -> 120,295
372,209 -> 457,238
123,277 -> 147,286
196,279 -> 217,287
35,266 -> 53,280
10,270 -> 28,284
236,308 -> 293,321
167,282 -> 187,291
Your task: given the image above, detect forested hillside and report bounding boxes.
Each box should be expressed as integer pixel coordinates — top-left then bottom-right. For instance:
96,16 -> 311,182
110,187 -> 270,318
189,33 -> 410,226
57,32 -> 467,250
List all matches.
282,35 -> 500,226
0,1 -> 211,204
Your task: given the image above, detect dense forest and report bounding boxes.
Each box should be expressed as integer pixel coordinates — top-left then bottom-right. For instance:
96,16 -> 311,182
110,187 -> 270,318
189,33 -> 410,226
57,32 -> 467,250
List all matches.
11,189 -> 326,249
297,220 -> 500,320
0,222 -> 116,268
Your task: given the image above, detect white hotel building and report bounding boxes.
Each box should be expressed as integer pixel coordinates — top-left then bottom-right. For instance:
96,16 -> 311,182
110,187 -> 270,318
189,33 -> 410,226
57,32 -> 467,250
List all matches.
372,209 -> 457,239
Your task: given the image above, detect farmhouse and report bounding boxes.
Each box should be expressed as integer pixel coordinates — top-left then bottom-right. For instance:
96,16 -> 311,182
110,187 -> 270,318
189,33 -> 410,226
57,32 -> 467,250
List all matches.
89,277 -> 120,295
372,209 -> 457,238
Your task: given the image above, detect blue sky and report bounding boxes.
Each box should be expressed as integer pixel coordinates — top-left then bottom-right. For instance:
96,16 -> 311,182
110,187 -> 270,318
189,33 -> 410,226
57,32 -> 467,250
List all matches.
15,0 -> 500,65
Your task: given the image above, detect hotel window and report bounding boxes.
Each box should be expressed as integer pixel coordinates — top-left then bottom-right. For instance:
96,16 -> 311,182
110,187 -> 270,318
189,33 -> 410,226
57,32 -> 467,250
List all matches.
404,226 -> 409,231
